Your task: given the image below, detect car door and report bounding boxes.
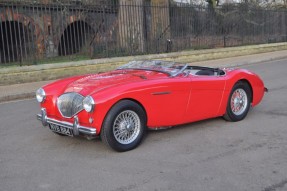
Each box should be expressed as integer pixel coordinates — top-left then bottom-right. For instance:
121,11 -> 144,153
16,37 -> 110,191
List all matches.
140,78 -> 192,127
183,74 -> 226,123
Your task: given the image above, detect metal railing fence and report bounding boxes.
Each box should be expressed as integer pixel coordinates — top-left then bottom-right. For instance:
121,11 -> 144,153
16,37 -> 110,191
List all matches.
0,1 -> 286,65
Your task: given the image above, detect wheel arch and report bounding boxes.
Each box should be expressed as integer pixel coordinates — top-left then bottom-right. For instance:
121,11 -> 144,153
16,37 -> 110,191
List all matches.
119,98 -> 148,120
100,98 -> 148,132
236,79 -> 253,104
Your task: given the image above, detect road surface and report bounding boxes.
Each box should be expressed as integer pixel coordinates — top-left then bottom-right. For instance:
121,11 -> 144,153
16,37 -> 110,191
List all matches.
1,58 -> 287,191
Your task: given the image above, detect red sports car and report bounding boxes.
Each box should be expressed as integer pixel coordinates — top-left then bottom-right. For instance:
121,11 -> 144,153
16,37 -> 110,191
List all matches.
36,60 -> 267,151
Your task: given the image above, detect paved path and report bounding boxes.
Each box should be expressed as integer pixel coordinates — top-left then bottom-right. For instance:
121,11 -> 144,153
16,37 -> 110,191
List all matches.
0,50 -> 287,103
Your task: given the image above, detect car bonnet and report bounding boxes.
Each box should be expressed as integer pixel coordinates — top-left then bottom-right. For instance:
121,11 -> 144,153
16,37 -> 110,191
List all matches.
63,70 -> 168,96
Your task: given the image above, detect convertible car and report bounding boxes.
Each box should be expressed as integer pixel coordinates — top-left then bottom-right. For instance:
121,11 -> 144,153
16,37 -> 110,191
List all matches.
36,60 -> 267,151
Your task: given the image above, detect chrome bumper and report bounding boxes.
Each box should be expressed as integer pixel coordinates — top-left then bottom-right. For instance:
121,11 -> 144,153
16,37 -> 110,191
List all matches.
37,108 -> 97,137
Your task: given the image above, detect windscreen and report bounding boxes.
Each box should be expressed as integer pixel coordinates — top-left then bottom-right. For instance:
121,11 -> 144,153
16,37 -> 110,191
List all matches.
117,60 -> 186,76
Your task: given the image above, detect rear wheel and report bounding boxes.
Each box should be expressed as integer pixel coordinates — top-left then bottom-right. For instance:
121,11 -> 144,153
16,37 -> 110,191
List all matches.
223,81 -> 251,122
100,100 -> 146,152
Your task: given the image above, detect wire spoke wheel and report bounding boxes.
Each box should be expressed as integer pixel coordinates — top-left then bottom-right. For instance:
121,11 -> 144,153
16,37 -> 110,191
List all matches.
224,81 -> 251,122
230,88 -> 248,116
101,100 -> 146,152
113,110 -> 141,145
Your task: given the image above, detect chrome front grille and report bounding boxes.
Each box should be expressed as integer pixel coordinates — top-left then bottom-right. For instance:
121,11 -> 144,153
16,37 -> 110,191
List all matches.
57,93 -> 84,118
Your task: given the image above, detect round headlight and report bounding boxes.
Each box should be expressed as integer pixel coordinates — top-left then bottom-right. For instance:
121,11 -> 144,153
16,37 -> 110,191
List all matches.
83,96 -> 95,113
36,88 -> 46,103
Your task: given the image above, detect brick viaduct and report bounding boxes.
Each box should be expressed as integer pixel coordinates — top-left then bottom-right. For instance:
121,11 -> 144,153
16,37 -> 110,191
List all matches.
0,0 -> 170,63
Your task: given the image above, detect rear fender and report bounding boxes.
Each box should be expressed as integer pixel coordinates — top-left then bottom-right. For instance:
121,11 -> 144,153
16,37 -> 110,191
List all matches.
217,70 -> 265,116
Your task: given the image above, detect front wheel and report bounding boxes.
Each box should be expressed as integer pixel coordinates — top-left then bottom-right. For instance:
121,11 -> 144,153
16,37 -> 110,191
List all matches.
100,100 -> 146,152
223,81 -> 252,122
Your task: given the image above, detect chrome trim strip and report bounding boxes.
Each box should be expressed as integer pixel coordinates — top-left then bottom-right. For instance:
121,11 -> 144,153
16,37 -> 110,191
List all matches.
151,91 -> 171,95
37,112 -> 97,137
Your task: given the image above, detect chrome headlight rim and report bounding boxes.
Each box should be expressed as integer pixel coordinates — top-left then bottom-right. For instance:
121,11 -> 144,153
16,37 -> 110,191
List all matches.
83,96 -> 95,113
36,88 -> 46,103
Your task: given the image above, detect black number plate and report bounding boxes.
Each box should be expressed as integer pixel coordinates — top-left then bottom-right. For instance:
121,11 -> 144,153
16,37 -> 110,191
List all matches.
49,124 -> 73,136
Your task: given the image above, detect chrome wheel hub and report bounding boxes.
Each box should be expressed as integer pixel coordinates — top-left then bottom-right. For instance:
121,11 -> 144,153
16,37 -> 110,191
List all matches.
231,88 -> 248,116
119,121 -> 135,132
113,110 -> 141,145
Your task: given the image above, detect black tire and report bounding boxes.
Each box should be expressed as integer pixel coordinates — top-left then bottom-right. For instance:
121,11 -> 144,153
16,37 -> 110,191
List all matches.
223,81 -> 252,122
100,100 -> 146,152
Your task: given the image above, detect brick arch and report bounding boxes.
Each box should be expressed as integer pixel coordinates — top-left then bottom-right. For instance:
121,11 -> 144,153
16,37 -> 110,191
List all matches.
58,17 -> 95,56
0,8 -> 45,62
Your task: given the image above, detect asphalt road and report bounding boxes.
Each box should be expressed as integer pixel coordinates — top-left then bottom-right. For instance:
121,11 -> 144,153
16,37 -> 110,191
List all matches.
1,58 -> 287,191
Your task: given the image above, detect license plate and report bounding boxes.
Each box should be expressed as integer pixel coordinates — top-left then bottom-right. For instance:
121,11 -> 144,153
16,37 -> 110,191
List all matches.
49,124 -> 73,136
